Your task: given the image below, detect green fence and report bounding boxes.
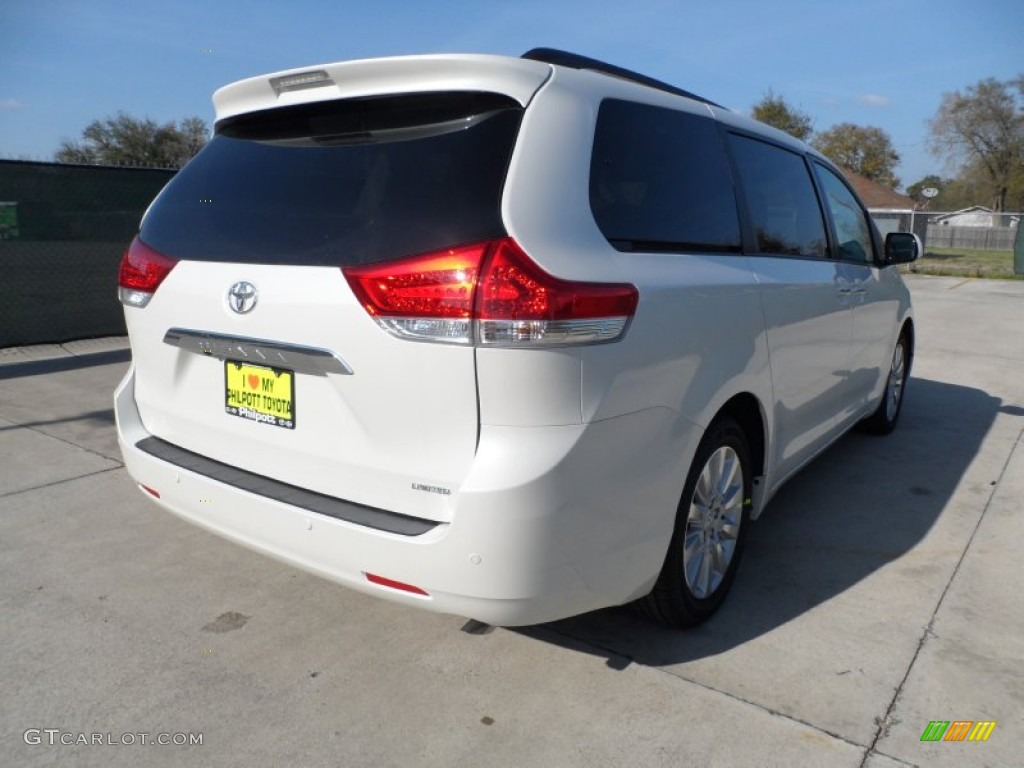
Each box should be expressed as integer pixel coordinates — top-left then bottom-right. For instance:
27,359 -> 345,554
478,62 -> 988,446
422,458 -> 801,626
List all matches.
0,160 -> 175,347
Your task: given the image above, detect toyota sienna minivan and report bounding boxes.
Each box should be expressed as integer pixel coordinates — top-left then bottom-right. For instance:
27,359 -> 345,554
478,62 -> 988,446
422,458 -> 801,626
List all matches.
115,49 -> 919,627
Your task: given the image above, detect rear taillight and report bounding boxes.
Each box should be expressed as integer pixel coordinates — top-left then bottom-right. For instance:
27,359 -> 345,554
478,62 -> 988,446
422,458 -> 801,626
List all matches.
343,238 -> 638,346
118,237 -> 178,308
342,242 -> 483,343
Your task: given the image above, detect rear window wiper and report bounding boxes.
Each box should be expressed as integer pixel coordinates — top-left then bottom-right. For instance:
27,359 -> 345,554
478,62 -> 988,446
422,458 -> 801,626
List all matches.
242,111 -> 510,147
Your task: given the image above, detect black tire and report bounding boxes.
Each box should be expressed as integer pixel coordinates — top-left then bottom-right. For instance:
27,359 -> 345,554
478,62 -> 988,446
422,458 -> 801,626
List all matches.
637,418 -> 752,628
858,330 -> 910,436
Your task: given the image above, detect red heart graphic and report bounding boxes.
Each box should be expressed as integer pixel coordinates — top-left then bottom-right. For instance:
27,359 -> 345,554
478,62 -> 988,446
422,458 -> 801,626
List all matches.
247,374 -> 260,389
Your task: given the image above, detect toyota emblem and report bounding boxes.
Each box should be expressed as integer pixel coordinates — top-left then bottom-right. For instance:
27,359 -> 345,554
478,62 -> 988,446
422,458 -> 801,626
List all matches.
228,281 -> 258,314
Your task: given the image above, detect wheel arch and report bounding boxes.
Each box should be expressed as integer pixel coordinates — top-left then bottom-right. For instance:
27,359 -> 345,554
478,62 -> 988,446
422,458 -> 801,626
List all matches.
713,392 -> 768,518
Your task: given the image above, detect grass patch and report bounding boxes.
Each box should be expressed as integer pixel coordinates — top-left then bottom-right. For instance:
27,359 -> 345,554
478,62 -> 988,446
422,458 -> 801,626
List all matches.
904,246 -> 1022,279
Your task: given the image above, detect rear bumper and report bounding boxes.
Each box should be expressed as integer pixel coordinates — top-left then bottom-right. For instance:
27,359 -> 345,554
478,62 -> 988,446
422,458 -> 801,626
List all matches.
115,366 -> 695,626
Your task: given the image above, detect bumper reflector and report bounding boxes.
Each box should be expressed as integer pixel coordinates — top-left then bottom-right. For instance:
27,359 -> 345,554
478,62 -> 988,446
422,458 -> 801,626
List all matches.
365,573 -> 429,596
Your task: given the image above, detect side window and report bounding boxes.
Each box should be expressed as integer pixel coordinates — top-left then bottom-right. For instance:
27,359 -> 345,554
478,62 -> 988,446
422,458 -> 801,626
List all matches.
815,165 -> 875,263
727,135 -> 827,258
590,99 -> 741,253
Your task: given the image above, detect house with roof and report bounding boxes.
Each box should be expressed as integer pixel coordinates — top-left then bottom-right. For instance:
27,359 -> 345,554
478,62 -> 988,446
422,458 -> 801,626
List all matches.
932,206 -> 1019,228
837,168 -> 919,240
839,168 -> 916,212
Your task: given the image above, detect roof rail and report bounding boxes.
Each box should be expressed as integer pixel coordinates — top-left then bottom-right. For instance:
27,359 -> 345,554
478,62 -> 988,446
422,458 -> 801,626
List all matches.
521,48 -> 724,109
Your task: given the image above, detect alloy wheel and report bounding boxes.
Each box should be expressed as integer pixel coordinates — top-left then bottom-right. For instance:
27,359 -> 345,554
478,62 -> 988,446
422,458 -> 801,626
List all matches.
683,445 -> 744,599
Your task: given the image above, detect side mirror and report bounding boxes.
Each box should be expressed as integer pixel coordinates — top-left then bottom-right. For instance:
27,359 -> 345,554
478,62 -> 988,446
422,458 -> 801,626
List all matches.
884,232 -> 921,265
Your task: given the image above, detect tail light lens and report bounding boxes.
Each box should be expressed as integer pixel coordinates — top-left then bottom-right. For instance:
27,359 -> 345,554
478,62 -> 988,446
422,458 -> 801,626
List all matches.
118,237 -> 178,308
342,242 -> 484,343
343,238 -> 638,346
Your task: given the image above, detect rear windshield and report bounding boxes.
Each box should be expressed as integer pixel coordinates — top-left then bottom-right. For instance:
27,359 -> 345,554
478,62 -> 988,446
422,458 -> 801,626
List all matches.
140,92 -> 522,266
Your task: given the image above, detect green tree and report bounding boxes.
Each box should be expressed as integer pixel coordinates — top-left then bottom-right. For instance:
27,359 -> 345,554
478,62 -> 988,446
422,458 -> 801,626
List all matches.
751,90 -> 814,142
55,112 -> 208,168
928,76 -> 1024,211
812,123 -> 900,188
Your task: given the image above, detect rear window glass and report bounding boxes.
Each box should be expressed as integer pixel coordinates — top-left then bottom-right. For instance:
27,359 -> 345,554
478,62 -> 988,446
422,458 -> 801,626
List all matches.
140,92 -> 522,266
589,99 -> 741,253
728,134 -> 828,259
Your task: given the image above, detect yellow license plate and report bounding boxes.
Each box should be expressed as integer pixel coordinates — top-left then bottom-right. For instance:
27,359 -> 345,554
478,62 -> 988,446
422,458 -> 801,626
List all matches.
225,362 -> 295,429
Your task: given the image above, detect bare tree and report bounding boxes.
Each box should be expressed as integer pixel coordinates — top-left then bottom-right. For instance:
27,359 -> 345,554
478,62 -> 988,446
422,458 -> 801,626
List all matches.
929,76 -> 1024,211
751,90 -> 814,142
55,112 -> 209,168
812,123 -> 900,188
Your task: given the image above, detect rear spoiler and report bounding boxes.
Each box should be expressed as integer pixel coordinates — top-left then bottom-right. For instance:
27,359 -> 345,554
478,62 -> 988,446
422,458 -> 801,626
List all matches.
212,54 -> 552,123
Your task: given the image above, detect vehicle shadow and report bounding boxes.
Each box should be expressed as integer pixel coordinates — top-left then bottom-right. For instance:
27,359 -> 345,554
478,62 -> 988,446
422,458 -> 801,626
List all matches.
513,376 -> 1002,667
0,409 -> 115,431
0,349 -> 130,380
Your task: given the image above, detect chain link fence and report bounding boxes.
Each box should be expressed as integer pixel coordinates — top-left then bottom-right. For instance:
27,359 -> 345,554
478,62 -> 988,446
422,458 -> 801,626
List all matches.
0,160 -> 175,347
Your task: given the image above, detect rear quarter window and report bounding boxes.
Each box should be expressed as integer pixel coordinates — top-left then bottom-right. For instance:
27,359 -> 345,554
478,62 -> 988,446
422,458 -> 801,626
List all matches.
589,99 -> 741,253
139,92 -> 522,267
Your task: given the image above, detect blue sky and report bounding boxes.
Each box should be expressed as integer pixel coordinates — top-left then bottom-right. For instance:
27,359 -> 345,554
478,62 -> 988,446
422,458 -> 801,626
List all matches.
2,0 -> 1022,190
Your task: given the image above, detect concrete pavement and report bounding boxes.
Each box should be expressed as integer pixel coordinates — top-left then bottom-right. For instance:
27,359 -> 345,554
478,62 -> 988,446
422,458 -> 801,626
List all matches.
1,276 -> 1021,767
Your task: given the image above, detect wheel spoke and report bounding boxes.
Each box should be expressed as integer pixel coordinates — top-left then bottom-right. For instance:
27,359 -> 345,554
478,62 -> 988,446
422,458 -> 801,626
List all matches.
718,452 -> 738,497
718,519 -> 740,540
686,549 -> 705,596
687,499 -> 707,525
716,539 -> 735,563
695,469 -> 713,508
709,543 -> 727,591
697,547 -> 712,596
721,475 -> 743,509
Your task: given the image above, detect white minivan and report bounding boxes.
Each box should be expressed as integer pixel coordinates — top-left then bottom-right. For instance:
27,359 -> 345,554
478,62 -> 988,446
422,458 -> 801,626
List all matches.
115,49 -> 918,627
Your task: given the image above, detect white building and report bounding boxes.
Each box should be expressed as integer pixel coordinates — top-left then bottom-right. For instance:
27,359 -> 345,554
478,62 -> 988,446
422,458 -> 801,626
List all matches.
933,206 -> 1019,228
